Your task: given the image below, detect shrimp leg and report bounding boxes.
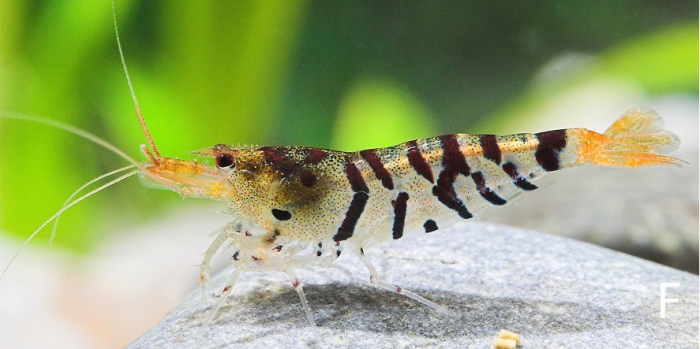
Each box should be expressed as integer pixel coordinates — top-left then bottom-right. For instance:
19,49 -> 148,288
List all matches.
199,226 -> 232,297
357,248 -> 449,314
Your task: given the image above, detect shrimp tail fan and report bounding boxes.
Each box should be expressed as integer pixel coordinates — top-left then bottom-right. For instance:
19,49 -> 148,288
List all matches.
579,108 -> 683,167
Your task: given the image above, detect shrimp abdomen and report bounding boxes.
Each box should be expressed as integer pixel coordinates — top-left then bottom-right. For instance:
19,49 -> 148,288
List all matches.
350,109 -> 682,244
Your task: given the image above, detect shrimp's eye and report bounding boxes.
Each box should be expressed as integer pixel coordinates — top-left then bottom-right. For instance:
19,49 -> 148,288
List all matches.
216,153 -> 236,170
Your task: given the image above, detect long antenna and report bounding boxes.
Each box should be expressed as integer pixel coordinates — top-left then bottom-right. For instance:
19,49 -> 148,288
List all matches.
0,169 -> 140,283
112,0 -> 161,159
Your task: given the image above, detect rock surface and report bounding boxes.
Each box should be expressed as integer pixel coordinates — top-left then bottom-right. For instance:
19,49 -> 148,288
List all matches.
482,161 -> 699,274
129,222 -> 699,349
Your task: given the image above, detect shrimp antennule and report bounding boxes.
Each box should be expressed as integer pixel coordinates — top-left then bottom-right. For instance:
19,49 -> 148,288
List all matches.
112,0 -> 160,159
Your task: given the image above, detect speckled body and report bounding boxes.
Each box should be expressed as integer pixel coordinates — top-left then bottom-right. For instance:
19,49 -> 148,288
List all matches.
185,128 -> 586,265
139,108 -> 681,328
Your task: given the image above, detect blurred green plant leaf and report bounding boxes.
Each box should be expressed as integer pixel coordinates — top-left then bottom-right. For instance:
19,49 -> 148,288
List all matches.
600,23 -> 698,94
331,78 -> 436,151
486,23 -> 698,133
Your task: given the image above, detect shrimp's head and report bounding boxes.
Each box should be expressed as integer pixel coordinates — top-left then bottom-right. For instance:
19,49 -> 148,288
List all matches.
139,143 -> 238,201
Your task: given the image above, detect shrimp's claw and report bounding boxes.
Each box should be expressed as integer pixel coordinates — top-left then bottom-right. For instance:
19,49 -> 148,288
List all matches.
578,108 -> 684,167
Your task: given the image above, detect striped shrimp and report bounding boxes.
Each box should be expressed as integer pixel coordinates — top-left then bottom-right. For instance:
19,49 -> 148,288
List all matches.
157,106 -> 680,328
0,1 -> 683,338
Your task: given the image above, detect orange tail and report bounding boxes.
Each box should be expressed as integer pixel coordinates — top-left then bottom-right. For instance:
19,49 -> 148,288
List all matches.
579,108 -> 683,167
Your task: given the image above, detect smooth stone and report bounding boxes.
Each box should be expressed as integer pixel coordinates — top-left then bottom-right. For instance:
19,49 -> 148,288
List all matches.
129,222 -> 699,349
481,161 -> 699,274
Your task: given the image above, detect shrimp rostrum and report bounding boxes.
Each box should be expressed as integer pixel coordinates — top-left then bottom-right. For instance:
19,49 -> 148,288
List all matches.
138,107 -> 682,328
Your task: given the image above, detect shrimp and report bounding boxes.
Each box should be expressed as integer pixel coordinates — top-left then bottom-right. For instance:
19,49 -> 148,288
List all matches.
143,105 -> 679,329
1,0 -> 684,340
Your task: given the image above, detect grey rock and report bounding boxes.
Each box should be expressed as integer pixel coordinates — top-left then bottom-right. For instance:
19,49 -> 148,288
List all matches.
481,160 -> 699,274
129,222 -> 699,349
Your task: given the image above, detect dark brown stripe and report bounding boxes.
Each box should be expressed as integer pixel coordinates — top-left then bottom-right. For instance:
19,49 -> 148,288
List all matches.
423,219 -> 438,233
360,149 -> 394,190
305,149 -> 326,163
260,146 -> 298,177
271,209 -> 292,221
406,140 -> 434,183
261,146 -> 285,163
479,134 -> 502,165
432,134 -> 472,219
535,129 -> 567,171
439,135 -> 470,177
432,186 -> 472,219
471,171 -> 506,206
392,192 -> 409,240
300,170 -> 317,188
333,192 -> 369,242
345,161 -> 369,193
502,162 -> 537,191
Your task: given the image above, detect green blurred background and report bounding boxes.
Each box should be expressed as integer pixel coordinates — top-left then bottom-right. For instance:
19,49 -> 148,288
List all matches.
0,0 -> 697,253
